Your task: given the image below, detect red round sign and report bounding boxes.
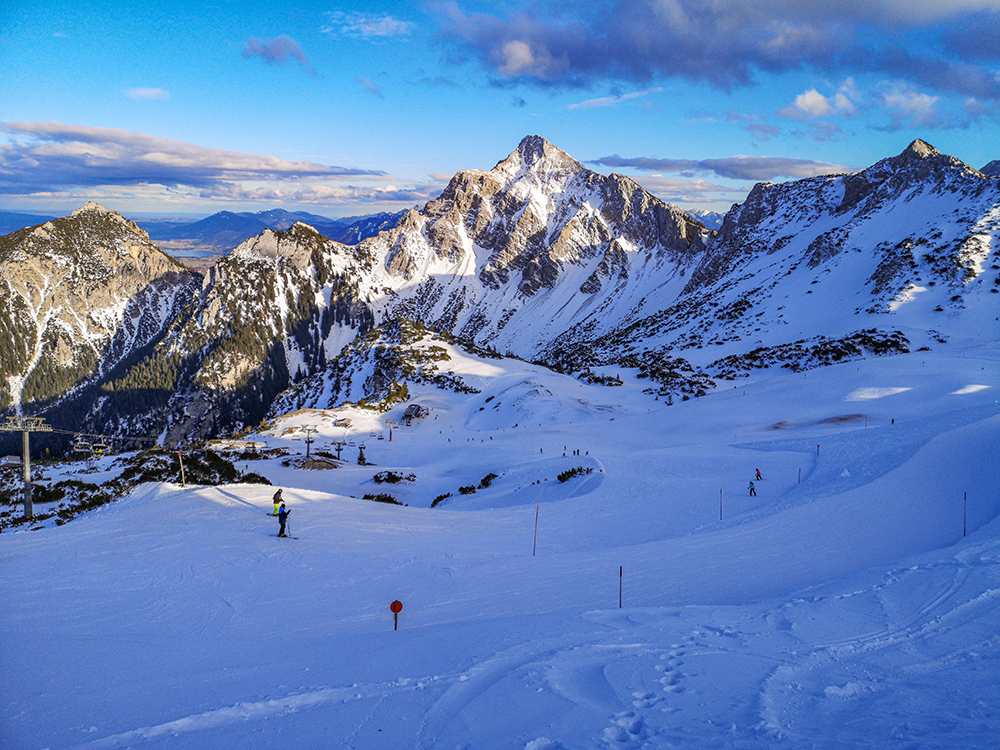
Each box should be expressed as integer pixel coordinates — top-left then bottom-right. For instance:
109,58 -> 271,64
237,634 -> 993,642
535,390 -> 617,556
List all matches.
390,600 -> 402,614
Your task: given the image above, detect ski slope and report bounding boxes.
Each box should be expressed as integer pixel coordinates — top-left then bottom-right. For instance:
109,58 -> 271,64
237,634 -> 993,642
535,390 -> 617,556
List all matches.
2,344 -> 999,750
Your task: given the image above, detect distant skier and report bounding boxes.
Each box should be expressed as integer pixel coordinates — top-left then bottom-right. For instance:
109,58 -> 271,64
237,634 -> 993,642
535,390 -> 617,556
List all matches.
272,489 -> 283,516
277,502 -> 290,537
755,468 -> 762,481
748,481 -> 756,497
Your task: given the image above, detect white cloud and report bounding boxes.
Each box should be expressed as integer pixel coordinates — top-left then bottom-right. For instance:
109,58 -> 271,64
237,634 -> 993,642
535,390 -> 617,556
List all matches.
0,121 -> 445,213
880,84 -> 940,126
323,12 -> 414,38
567,88 -> 664,110
778,81 -> 857,119
499,40 -> 565,78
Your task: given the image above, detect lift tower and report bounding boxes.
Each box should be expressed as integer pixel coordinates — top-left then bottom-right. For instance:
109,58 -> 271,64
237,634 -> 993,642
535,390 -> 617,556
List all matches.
0,416 -> 53,518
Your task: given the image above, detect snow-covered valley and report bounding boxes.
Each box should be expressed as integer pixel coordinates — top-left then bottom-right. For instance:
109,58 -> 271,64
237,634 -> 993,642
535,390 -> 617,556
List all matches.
2,337 -> 998,749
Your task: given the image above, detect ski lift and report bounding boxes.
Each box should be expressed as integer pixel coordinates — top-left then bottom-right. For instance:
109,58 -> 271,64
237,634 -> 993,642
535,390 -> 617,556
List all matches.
347,441 -> 356,447
369,431 -> 377,437
72,436 -> 93,453
93,439 -> 111,455
377,433 -> 384,440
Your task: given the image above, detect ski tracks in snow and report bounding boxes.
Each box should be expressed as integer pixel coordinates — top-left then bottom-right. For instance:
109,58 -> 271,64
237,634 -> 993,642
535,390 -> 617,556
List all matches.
757,534 -> 1000,748
66,673 -> 458,750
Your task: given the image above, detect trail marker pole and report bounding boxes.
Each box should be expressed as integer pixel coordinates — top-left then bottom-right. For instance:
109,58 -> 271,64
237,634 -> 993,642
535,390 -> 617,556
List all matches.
619,566 -> 623,608
178,451 -> 186,487
533,502 -> 539,555
798,468 -> 801,484
964,491 -> 967,537
391,600 -> 402,630
720,489 -> 723,521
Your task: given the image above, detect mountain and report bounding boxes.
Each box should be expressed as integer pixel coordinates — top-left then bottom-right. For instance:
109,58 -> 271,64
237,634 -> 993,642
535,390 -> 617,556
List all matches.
362,135 -> 707,350
681,208 -> 725,230
0,202 -> 200,426
323,211 -> 408,244
1,137 -> 997,448
143,211 -> 272,250
142,208 -> 407,252
982,160 -> 1000,177
543,138 -> 999,383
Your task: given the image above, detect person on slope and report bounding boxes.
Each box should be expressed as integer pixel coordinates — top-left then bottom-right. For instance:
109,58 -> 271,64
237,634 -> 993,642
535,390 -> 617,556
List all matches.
272,489 -> 282,516
748,481 -> 756,497
755,468 -> 762,481
277,502 -> 291,537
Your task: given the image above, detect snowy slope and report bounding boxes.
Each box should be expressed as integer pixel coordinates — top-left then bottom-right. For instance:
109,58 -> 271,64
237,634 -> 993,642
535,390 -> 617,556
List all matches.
2,333 -> 998,749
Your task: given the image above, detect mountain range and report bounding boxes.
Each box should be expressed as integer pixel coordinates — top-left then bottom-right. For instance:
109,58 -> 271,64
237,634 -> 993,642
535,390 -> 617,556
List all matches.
142,208 -> 408,251
0,135 -> 997,449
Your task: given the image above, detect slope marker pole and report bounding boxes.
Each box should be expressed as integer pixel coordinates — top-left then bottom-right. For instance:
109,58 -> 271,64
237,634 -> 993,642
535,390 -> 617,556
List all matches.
720,489 -> 723,521
619,566 -> 623,608
964,491 -> 967,537
533,502 -> 539,556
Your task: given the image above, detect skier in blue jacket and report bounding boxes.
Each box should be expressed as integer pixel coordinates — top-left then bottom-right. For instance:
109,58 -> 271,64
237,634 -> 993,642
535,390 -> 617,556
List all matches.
278,503 -> 290,537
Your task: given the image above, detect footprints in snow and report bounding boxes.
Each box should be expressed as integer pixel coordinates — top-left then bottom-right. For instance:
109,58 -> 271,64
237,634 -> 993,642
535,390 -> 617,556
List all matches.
599,643 -> 689,748
654,644 -> 687,696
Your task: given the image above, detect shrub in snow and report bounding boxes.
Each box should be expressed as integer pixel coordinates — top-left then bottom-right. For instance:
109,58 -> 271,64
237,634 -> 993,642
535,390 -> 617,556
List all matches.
557,466 -> 593,483
478,472 -> 498,489
458,485 -> 476,495
374,471 -> 416,484
362,492 -> 401,505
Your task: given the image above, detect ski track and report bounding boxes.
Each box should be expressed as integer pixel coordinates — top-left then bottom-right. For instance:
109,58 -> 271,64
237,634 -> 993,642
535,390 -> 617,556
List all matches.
67,674 -> 455,750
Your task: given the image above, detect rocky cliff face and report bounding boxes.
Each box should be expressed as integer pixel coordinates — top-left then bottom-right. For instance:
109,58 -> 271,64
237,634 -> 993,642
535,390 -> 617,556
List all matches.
0,202 -> 200,416
359,135 -> 709,353
546,139 -> 1000,381
3,138 -> 997,446
685,140 -> 1000,300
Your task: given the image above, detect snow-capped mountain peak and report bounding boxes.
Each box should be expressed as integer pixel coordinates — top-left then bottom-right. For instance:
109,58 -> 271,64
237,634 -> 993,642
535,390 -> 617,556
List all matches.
490,134 -> 587,188
1,136 -> 996,446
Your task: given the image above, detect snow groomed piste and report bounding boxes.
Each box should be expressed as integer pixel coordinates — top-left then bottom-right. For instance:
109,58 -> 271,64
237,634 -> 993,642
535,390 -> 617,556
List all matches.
1,342 -> 998,749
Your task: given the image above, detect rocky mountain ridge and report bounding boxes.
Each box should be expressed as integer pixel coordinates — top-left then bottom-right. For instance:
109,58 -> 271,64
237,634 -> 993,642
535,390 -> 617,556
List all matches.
1,137 -> 997,448
0,202 -> 200,416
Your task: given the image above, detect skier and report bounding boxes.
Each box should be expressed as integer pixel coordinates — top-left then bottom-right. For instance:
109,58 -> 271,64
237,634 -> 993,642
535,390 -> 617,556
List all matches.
272,488 -> 282,515
748,481 -> 756,497
277,502 -> 291,537
755,468 -> 762,481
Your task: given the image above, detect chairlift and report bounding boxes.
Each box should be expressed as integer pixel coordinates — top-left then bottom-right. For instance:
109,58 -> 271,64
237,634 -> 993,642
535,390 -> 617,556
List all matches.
377,433 -> 384,440
72,437 -> 93,453
348,441 -> 356,447
369,431 -> 377,437
93,439 -> 111,455
359,442 -> 366,450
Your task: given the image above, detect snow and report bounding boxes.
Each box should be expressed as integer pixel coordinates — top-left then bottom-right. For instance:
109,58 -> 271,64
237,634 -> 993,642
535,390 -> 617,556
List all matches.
2,343 -> 1000,749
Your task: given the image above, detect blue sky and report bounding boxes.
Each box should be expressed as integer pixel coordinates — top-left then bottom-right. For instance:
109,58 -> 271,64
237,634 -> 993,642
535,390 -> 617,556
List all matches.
2,0 -> 999,218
